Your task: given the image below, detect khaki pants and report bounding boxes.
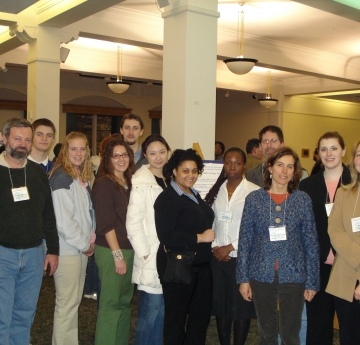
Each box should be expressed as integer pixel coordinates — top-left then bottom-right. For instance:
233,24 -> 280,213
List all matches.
52,254 -> 88,345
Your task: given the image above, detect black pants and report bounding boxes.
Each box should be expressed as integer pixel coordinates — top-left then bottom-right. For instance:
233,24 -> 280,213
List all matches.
161,263 -> 212,345
306,265 -> 334,345
250,272 -> 304,345
334,295 -> 360,345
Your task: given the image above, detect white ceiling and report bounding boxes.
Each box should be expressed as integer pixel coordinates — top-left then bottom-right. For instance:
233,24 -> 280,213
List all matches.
0,0 -> 360,103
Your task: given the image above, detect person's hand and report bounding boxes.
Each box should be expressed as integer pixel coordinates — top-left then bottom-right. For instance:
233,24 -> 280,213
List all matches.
354,285 -> 360,300
44,254 -> 58,276
304,290 -> 317,302
240,283 -> 252,302
197,229 -> 215,243
115,259 -> 127,275
83,244 -> 94,257
213,244 -> 233,262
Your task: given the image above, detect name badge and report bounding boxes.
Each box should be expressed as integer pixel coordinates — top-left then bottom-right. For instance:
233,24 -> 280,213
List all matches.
325,203 -> 334,217
11,187 -> 30,202
351,217 -> 360,233
219,211 -> 233,223
269,226 -> 287,241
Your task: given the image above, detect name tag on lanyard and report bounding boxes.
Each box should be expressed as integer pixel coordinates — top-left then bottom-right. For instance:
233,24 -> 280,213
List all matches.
219,211 -> 233,223
351,217 -> 360,233
269,226 -> 287,241
12,186 -> 30,202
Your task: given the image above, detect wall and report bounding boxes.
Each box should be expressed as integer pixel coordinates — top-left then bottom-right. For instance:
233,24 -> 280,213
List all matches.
283,95 -> 360,172
215,92 -> 360,173
215,89 -> 281,156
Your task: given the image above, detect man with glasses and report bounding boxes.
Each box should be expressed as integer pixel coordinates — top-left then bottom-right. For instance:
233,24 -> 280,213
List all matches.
246,125 -> 284,187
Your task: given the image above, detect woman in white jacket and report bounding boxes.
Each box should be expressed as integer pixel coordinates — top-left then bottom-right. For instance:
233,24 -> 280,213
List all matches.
126,134 -> 171,345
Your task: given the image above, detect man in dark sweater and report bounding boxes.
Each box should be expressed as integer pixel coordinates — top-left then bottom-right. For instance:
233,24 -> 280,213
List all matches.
0,117 -> 59,345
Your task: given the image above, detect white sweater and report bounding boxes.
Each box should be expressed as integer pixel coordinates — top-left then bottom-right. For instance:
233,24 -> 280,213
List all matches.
126,165 -> 163,294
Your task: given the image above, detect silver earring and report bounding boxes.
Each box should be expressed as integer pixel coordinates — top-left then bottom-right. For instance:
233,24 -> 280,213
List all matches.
270,174 -> 272,179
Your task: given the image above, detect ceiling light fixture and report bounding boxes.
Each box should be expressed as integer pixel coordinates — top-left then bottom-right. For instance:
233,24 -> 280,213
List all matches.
107,46 -> 131,94
258,70 -> 278,108
223,4 -> 257,75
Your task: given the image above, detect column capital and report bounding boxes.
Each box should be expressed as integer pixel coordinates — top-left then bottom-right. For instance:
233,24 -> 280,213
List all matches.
163,0 -> 219,19
9,24 -> 37,43
60,31 -> 79,45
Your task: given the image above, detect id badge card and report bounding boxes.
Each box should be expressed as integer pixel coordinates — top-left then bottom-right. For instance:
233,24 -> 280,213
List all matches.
269,226 -> 287,241
351,217 -> 360,233
11,187 -> 30,202
325,203 -> 334,217
219,211 -> 233,223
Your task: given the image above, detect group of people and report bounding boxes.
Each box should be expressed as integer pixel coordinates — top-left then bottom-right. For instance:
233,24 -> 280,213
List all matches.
1,114 -> 360,345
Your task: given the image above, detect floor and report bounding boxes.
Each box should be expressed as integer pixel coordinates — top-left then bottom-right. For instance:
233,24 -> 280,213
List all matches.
30,275 -> 340,344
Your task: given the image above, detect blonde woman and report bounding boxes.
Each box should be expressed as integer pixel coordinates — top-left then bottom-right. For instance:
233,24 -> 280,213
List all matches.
49,132 -> 95,345
326,140 -> 360,344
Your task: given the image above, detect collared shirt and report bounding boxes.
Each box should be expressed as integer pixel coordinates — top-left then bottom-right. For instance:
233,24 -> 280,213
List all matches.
134,145 -> 142,164
28,155 -> 52,172
170,180 -> 199,204
0,152 -> 27,168
212,179 -> 259,257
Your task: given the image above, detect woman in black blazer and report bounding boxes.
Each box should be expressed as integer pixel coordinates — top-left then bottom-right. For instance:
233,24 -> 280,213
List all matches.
154,149 -> 215,345
299,132 -> 350,345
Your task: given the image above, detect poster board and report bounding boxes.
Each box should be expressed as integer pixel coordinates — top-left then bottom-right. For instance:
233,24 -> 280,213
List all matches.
194,160 -> 223,199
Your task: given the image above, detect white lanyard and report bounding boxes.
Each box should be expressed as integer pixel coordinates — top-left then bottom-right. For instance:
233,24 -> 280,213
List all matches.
351,189 -> 360,233
269,192 -> 288,241
269,192 -> 287,226
8,165 -> 27,188
8,166 -> 30,202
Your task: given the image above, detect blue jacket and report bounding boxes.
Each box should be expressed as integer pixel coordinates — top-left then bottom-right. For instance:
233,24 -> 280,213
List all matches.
236,189 -> 320,291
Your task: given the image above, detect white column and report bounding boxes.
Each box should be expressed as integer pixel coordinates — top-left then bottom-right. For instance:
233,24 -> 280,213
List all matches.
27,26 -> 61,141
161,0 -> 219,159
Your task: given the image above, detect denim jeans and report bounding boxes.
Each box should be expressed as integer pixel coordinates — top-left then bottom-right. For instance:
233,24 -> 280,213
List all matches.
134,290 -> 164,345
0,244 -> 45,345
84,255 -> 99,295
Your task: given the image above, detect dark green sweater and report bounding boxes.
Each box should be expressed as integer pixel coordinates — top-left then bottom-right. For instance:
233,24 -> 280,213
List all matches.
0,160 -> 59,255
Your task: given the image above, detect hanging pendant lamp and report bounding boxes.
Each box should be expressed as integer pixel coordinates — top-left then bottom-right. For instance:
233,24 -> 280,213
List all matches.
258,70 -> 278,108
107,46 -> 131,94
224,5 -> 257,75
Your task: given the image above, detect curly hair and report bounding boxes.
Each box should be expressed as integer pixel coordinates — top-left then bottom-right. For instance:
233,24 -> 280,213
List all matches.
205,147 -> 246,206
99,133 -> 122,157
163,148 -> 204,185
50,132 -> 93,182
96,137 -> 135,191
343,140 -> 360,194
263,147 -> 302,193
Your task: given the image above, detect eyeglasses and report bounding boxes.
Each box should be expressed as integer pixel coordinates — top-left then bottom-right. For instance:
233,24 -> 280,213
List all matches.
111,153 -> 129,160
262,138 -> 280,145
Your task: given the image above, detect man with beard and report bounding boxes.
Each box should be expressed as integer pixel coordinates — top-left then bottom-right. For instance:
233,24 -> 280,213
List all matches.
0,117 -> 59,345
246,125 -> 284,187
120,113 -> 148,170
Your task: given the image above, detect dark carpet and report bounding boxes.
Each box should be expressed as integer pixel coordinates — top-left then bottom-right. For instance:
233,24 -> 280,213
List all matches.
30,276 -> 340,344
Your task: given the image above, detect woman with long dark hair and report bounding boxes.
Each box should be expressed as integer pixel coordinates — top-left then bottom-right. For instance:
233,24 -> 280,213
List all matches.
205,147 -> 259,345
237,147 -> 319,344
155,148 -> 215,344
126,134 -> 171,345
92,137 -> 135,345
